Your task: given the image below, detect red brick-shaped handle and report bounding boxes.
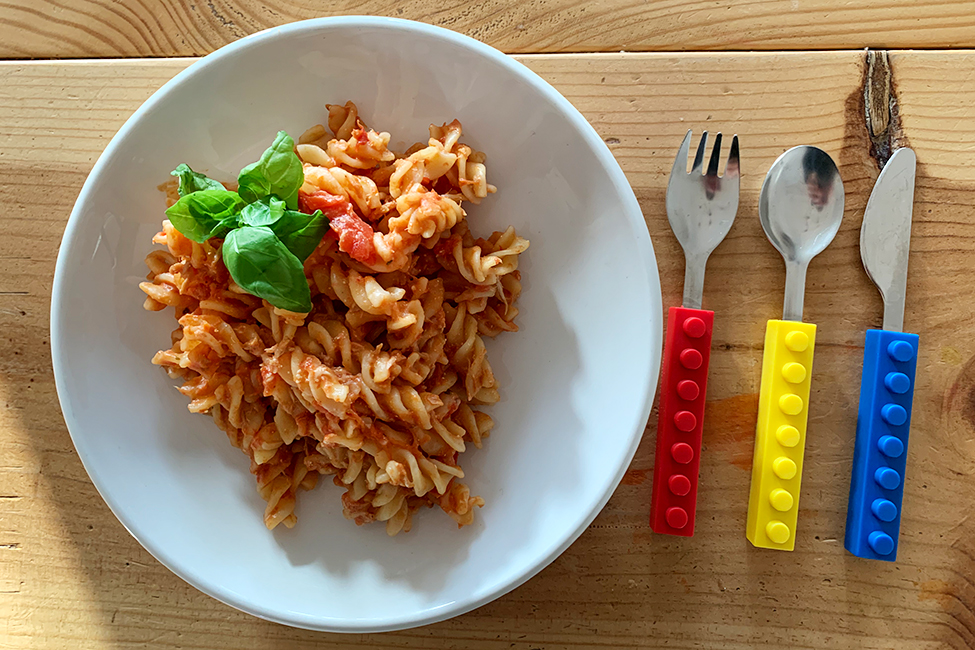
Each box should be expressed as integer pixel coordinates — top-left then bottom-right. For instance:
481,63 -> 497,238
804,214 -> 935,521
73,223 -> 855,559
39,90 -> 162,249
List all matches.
650,306 -> 714,536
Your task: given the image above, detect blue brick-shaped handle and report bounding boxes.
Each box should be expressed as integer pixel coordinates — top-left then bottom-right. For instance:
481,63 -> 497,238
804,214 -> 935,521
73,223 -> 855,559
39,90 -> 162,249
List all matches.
844,329 -> 919,561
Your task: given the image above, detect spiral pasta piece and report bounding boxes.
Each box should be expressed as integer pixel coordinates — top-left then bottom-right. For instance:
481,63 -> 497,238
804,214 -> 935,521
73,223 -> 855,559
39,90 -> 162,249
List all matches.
450,226 -> 529,287
326,126 -> 394,170
301,164 -> 384,220
326,101 -> 360,140
389,186 -> 465,239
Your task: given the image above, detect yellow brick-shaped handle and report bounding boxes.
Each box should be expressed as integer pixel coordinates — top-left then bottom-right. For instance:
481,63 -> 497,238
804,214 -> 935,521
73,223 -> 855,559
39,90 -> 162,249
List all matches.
746,320 -> 817,551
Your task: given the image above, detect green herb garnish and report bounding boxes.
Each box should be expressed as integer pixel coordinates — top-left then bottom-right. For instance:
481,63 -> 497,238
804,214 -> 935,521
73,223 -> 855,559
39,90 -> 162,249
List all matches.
223,226 -> 313,313
165,189 -> 245,243
171,163 -> 226,196
164,131 -> 330,312
240,196 -> 287,227
270,209 -> 329,262
237,132 -> 305,209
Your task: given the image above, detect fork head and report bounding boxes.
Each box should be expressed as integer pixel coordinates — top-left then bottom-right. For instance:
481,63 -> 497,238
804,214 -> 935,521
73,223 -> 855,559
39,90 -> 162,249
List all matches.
665,129 -> 740,262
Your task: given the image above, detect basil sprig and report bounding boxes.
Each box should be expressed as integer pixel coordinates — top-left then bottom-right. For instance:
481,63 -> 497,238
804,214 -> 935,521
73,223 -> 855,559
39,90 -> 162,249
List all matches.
163,132 -> 330,312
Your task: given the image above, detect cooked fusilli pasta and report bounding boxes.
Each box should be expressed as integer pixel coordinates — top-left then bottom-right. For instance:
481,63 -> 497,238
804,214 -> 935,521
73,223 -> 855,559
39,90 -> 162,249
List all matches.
140,102 -> 528,534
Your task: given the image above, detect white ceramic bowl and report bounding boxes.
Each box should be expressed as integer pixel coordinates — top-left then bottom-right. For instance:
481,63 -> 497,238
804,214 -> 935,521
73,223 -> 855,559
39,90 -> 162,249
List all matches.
52,17 -> 661,632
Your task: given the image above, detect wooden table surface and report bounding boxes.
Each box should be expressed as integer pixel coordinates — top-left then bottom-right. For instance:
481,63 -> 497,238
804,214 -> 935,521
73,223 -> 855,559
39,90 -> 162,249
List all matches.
3,4 -> 975,650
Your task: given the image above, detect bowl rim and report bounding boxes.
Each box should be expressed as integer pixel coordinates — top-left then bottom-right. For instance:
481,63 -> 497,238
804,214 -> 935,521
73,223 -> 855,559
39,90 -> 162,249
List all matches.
51,15 -> 662,633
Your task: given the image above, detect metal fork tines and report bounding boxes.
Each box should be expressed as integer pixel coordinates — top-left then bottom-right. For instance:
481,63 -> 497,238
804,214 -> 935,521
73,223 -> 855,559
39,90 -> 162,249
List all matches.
666,130 -> 740,309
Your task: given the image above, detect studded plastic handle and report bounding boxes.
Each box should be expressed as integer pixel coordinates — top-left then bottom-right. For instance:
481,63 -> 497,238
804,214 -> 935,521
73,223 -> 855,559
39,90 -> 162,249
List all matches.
844,330 -> 919,561
746,320 -> 817,551
650,306 -> 713,536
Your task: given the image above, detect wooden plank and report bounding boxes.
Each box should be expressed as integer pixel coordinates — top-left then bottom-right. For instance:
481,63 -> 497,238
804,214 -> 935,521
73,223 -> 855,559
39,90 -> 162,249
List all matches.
2,1 -> 975,59
1,50 -> 975,649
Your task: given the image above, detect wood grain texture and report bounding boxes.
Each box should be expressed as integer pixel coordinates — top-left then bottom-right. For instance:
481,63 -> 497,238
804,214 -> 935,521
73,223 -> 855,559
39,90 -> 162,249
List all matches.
2,50 -> 975,649
3,0 -> 975,58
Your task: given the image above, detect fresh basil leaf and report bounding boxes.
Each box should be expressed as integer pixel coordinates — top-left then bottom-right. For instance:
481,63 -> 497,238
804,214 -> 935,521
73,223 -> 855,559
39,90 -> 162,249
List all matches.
270,209 -> 329,262
165,190 -> 246,243
237,131 -> 304,209
236,163 -> 270,205
222,226 -> 311,313
171,163 -> 225,196
240,196 -> 286,227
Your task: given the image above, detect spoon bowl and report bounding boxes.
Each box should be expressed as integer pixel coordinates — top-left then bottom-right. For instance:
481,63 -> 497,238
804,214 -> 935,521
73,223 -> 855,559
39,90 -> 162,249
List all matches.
759,146 -> 844,320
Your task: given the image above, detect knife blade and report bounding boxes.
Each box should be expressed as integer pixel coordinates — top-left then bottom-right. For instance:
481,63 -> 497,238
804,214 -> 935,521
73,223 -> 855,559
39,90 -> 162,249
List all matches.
860,147 -> 917,332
